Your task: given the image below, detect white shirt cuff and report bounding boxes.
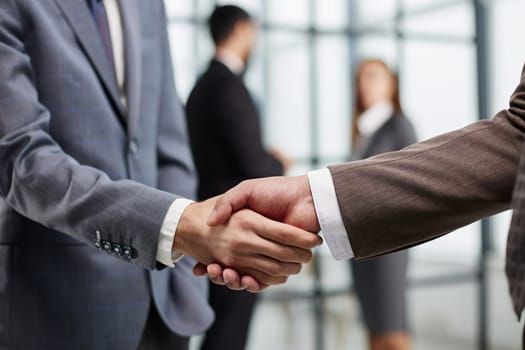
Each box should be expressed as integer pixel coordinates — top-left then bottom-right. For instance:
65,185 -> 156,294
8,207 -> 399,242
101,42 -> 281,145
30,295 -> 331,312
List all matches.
308,169 -> 354,260
156,198 -> 194,267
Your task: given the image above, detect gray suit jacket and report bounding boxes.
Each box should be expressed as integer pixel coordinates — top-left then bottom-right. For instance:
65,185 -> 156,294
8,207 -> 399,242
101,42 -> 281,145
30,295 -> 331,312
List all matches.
329,64 -> 525,260
0,1 -> 212,349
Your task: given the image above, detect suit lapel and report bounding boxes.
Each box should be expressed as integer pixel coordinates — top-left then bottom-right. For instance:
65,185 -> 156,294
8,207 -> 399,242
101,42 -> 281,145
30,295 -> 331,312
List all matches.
120,0 -> 142,138
54,0 -> 126,121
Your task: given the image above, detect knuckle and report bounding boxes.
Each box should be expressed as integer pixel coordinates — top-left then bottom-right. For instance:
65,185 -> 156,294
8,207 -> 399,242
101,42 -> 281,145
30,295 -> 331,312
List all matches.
272,246 -> 287,260
256,274 -> 273,286
238,180 -> 253,193
274,227 -> 289,241
229,236 -> 242,250
234,210 -> 251,229
280,247 -> 309,263
229,234 -> 248,252
279,248 -> 293,262
214,196 -> 224,206
282,247 -> 299,262
262,262 -> 280,276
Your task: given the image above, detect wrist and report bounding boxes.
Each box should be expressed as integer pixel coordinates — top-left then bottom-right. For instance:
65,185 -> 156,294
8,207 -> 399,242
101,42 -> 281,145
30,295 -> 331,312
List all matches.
172,202 -> 200,257
173,198 -> 217,259
157,198 -> 194,267
300,173 -> 321,232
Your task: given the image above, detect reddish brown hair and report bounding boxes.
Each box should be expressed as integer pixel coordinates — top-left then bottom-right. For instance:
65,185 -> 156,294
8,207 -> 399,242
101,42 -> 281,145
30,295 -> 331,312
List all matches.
352,59 -> 403,146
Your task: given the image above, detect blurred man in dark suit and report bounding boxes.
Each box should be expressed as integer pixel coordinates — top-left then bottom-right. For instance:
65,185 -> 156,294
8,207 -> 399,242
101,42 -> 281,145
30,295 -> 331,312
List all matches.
186,5 -> 292,350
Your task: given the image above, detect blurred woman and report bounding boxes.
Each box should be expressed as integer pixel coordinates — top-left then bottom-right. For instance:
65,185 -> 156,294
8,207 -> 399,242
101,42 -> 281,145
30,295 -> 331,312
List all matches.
350,59 -> 417,350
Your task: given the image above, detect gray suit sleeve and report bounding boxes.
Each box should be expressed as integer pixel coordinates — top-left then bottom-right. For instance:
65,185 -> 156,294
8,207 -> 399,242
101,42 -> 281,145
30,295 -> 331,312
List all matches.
329,65 -> 525,260
0,0 -> 177,270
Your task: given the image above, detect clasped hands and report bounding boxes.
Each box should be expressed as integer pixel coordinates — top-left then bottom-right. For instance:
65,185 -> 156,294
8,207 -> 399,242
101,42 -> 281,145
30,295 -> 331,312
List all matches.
173,175 -> 320,293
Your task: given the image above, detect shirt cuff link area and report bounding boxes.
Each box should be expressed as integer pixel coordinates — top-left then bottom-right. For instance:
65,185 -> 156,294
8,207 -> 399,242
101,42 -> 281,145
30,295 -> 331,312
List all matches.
308,168 -> 354,260
157,198 -> 194,267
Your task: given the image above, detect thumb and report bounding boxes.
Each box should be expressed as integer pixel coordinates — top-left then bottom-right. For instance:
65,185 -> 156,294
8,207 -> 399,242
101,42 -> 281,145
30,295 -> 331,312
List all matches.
207,181 -> 253,226
207,200 -> 232,226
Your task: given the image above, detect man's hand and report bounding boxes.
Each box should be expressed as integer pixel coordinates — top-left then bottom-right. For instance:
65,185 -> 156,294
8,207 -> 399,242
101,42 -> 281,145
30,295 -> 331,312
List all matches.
209,175 -> 319,232
193,175 -> 321,291
173,196 -> 322,286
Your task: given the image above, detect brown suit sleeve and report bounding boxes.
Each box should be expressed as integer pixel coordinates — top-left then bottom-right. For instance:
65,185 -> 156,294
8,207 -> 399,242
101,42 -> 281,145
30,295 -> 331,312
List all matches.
329,64 -> 525,261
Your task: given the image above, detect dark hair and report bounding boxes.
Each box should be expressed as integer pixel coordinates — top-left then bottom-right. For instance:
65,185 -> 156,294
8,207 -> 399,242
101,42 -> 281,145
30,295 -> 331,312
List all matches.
208,5 -> 252,45
352,59 -> 404,146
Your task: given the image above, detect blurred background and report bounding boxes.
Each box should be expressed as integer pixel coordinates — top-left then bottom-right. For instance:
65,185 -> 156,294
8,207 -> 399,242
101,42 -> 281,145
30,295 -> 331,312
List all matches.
165,0 -> 525,349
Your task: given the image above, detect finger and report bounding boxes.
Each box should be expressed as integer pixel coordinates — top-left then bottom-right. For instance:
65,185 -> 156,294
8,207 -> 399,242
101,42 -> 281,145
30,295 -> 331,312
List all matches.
217,253 -> 297,283
240,275 -> 264,293
257,283 -> 270,292
256,239 -> 313,264
255,218 -> 323,250
192,262 -> 207,276
235,210 -> 319,262
209,275 -> 225,286
246,254 -> 302,277
218,268 -> 266,292
253,238 -> 314,264
208,181 -> 253,226
245,270 -> 287,286
230,219 -> 313,263
207,264 -> 226,285
222,269 -> 245,291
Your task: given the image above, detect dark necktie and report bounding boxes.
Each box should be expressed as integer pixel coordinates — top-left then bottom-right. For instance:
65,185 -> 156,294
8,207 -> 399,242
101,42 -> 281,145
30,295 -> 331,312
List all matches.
87,0 -> 115,74
506,146 -> 525,348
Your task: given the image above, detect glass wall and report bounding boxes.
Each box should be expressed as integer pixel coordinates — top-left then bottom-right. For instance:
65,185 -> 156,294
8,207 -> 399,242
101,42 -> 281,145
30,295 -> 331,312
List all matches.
166,0 -> 483,262
166,0 -> 352,169
165,0 -> 525,348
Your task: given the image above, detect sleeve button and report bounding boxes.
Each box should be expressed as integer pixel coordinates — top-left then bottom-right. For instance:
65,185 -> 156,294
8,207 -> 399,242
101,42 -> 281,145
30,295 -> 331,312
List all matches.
123,246 -> 133,259
112,244 -> 122,256
102,241 -> 112,252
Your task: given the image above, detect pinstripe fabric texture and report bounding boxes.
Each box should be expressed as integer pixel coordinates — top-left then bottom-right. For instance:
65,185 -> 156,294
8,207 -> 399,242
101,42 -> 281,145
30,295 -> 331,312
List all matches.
507,146 -> 525,348
506,146 -> 525,320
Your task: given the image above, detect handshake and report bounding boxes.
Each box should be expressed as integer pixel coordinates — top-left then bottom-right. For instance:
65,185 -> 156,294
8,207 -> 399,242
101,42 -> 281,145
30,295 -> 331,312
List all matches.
173,175 -> 322,293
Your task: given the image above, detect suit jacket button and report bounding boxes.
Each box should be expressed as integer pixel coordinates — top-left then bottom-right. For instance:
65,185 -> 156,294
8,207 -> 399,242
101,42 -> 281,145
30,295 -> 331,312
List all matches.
102,241 -> 112,252
112,244 -> 122,256
123,246 -> 133,259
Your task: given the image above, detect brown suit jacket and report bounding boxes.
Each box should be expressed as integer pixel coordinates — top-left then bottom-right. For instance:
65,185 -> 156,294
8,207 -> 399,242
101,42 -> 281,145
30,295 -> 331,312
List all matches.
329,63 -> 525,261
